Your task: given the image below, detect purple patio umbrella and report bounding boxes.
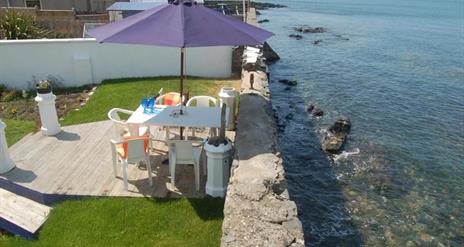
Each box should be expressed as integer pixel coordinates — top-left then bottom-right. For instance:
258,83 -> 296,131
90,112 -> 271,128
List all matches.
89,0 -> 273,104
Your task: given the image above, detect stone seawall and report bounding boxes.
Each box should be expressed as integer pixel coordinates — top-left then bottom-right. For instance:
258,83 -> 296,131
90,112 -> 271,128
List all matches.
220,8 -> 304,247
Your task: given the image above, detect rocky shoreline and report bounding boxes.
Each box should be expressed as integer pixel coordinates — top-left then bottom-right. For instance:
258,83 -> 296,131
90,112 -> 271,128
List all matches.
221,7 -> 304,247
273,78 -> 353,154
204,1 -> 286,13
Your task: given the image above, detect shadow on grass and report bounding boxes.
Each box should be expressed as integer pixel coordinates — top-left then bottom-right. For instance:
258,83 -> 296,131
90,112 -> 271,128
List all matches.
188,197 -> 225,220
146,197 -> 225,221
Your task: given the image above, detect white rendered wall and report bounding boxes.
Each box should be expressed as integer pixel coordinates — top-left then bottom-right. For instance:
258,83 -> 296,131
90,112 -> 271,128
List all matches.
0,39 -> 233,89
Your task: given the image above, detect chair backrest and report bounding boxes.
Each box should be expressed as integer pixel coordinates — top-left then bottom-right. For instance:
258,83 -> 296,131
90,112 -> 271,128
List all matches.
108,108 -> 123,123
168,140 -> 201,164
186,96 -> 217,107
108,108 -> 127,137
123,137 -> 149,162
155,92 -> 182,106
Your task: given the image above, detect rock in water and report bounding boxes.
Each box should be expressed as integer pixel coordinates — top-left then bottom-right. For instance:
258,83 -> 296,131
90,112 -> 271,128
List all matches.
293,27 -> 304,33
306,104 -> 315,112
258,19 -> 270,23
329,117 -> 351,134
294,26 -> 326,34
322,118 -> 351,152
289,34 -> 303,40
303,27 -> 326,33
312,108 -> 324,117
262,42 -> 280,65
285,113 -> 294,120
322,135 -> 345,153
313,39 -> 323,45
278,79 -> 298,86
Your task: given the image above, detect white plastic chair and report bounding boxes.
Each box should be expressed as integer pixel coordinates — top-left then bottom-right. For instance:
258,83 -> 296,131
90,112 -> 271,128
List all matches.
108,108 -> 149,139
186,96 -> 217,108
110,136 -> 153,191
185,96 -> 218,139
243,47 -> 262,58
167,140 -> 204,191
154,92 -> 186,140
154,92 -> 184,106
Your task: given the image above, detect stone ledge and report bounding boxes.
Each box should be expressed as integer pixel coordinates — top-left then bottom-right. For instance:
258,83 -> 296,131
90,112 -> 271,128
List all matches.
221,66 -> 304,246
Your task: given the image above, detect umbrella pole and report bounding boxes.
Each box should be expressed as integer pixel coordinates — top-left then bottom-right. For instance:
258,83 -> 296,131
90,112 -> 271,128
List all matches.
180,47 -> 184,109
180,47 -> 185,139
180,47 -> 185,109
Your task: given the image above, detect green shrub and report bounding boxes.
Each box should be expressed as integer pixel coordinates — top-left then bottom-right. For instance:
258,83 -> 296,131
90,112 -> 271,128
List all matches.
1,90 -> 19,102
0,10 -> 49,39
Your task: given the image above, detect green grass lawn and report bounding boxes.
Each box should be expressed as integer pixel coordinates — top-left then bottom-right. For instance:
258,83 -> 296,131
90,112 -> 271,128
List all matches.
1,76 -> 240,246
3,119 -> 35,146
61,76 -> 238,126
0,198 -> 224,247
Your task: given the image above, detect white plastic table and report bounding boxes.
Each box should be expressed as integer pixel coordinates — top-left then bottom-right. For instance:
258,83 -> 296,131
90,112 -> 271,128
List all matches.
127,105 -> 225,128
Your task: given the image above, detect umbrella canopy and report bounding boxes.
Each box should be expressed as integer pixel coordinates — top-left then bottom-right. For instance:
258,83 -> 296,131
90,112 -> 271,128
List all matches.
89,0 -> 273,134
89,0 -> 273,47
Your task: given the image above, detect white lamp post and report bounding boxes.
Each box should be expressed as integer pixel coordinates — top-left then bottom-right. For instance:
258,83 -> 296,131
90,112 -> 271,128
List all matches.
35,91 -> 61,136
0,119 -> 15,174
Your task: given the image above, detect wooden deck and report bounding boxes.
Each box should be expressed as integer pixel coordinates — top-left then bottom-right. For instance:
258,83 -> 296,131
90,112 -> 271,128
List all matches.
1,120 -> 227,200
0,188 -> 50,238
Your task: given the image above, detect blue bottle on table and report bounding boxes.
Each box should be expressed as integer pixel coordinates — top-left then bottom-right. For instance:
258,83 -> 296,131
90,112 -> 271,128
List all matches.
141,98 -> 148,113
148,98 -> 154,113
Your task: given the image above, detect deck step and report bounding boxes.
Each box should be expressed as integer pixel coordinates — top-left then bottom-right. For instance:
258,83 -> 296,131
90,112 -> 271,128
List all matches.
0,188 -> 51,238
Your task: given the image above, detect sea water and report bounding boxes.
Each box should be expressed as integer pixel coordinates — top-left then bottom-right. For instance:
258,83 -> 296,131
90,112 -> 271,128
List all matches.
258,0 -> 464,245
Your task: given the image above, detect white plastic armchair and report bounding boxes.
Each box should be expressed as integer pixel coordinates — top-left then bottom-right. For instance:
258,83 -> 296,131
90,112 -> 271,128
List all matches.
167,140 -> 204,191
154,92 -> 184,106
185,96 -> 218,139
108,108 -> 149,139
110,136 -> 153,191
186,96 -> 217,107
154,92 -> 185,140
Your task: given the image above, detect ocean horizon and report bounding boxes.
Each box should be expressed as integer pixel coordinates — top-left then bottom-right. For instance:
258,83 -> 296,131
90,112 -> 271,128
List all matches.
259,0 -> 463,245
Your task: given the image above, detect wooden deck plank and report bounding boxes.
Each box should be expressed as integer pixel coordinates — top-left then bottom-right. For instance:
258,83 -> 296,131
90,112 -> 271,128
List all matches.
0,188 -> 50,234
